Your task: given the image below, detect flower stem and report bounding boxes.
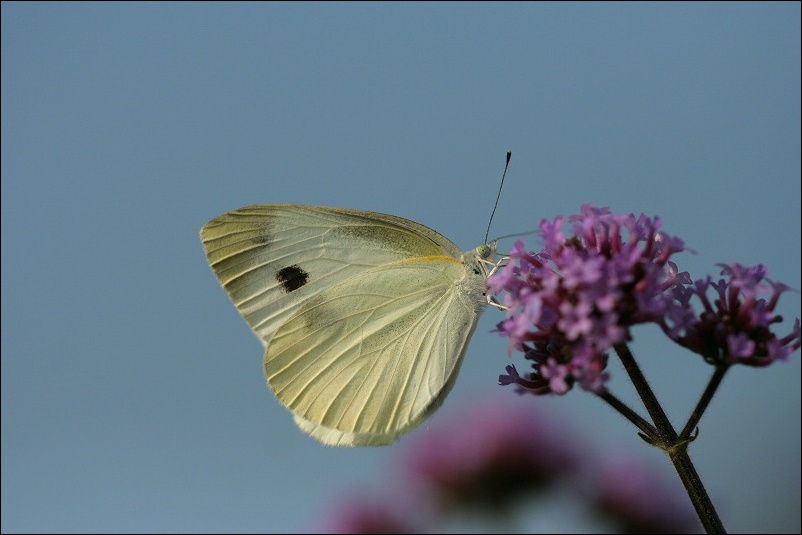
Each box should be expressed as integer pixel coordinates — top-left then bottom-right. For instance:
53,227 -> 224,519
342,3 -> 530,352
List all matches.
679,365 -> 729,443
670,448 -> 726,534
613,343 -> 676,441
613,343 -> 726,534
598,391 -> 659,442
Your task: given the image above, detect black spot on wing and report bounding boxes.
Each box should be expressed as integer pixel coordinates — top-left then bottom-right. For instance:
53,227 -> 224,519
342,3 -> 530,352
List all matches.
276,265 -> 309,293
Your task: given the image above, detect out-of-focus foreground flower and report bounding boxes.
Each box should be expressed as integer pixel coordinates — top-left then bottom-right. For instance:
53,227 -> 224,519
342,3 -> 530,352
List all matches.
588,459 -> 700,534
320,497 -> 422,534
403,400 -> 578,511
316,398 -> 700,534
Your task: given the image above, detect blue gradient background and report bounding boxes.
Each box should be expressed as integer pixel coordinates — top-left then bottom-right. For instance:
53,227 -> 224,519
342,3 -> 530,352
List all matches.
2,3 -> 799,533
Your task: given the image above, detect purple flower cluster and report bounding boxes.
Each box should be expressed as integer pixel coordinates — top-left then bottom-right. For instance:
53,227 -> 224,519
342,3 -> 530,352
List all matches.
318,400 -> 580,533
590,459 -> 700,533
663,263 -> 801,366
489,204 -> 688,395
404,401 -> 578,510
489,204 -> 800,396
320,497 -> 421,534
317,399 -> 700,534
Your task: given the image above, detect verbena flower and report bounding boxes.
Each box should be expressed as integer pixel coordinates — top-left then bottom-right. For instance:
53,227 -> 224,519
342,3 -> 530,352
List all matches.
404,401 -> 578,511
663,263 -> 801,367
319,496 -> 421,534
489,204 -> 688,395
589,459 -> 701,534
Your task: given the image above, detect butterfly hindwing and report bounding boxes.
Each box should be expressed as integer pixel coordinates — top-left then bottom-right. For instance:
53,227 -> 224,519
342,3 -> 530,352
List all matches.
264,256 -> 485,446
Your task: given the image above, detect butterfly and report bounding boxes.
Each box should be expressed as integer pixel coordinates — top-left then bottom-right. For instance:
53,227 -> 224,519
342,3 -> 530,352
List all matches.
200,204 -> 498,446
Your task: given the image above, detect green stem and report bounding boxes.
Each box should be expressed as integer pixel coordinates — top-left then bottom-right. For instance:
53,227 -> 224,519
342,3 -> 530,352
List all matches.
612,343 -> 726,534
613,343 -> 676,441
679,365 -> 729,443
670,448 -> 726,534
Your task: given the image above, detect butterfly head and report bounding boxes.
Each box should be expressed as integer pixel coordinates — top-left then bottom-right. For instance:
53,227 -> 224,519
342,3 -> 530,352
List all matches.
475,242 -> 497,263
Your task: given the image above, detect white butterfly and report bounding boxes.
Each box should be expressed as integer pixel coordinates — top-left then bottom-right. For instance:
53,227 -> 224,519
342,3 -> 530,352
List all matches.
200,204 -> 497,446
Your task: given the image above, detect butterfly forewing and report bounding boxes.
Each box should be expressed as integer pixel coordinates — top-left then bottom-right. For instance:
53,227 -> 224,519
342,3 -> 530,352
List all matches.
200,205 -> 463,346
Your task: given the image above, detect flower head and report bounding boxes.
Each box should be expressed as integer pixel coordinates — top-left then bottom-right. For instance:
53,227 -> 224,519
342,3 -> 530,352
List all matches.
663,263 -> 801,366
491,205 -> 688,395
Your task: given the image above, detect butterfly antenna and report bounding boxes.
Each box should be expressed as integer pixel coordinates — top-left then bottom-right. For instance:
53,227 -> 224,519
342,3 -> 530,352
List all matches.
484,150 -> 511,244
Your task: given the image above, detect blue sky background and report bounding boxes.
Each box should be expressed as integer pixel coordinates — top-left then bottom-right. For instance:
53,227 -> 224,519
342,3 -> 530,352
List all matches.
2,3 -> 799,533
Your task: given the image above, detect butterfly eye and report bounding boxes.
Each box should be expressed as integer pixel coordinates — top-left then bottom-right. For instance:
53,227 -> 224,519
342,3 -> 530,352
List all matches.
276,265 -> 310,293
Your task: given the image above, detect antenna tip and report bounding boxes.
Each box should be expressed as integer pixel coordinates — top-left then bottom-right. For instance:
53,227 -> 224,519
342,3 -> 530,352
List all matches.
506,150 -> 512,163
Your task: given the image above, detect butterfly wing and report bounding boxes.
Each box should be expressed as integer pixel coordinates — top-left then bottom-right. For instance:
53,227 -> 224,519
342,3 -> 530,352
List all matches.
264,256 -> 487,446
199,204 -> 464,347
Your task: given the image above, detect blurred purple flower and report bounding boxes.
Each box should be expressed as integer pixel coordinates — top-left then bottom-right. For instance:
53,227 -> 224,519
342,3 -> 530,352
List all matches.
491,204 -> 688,395
314,398 -> 708,533
589,459 -> 701,534
403,400 -> 579,510
663,262 -> 801,367
317,496 -> 421,534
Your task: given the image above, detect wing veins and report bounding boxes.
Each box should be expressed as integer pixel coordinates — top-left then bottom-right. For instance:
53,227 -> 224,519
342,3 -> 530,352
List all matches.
297,284 -> 454,434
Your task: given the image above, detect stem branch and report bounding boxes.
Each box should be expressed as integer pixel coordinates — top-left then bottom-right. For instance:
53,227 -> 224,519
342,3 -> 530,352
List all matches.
679,366 -> 729,442
612,343 -> 726,534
